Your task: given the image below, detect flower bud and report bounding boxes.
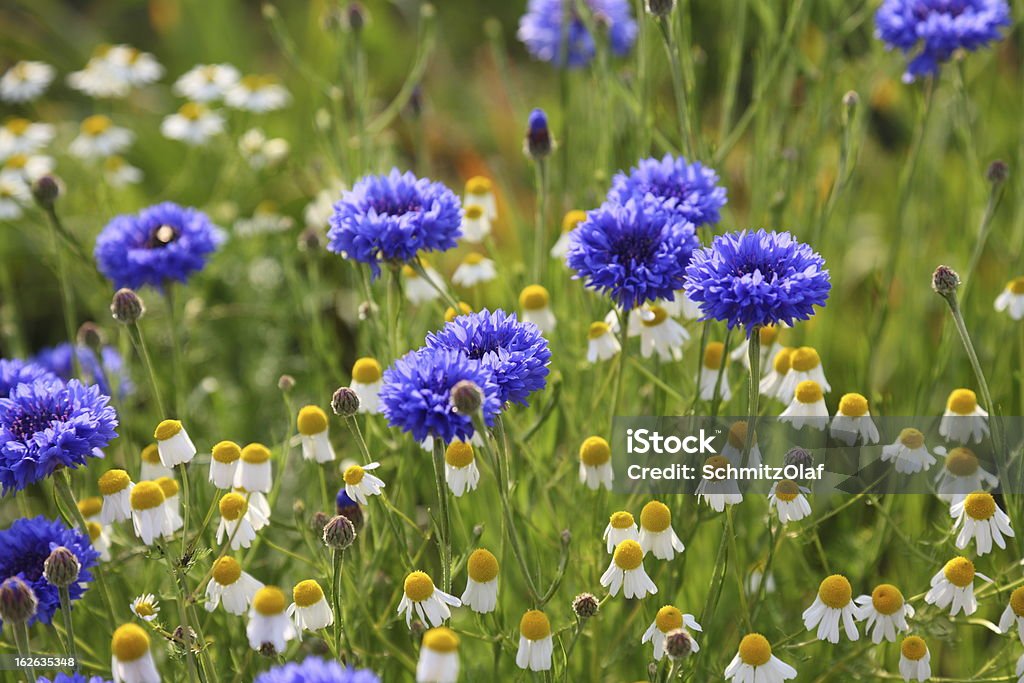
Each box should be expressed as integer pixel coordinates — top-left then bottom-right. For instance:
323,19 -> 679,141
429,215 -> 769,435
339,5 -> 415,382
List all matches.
110,288 -> 145,324
76,321 -> 104,350
665,628 -> 694,659
645,0 -> 675,16
784,447 -> 814,468
0,576 -> 38,624
44,546 -> 81,588
346,2 -> 367,32
525,108 -> 553,159
572,592 -> 599,619
336,490 -> 364,532
298,227 -> 323,251
31,175 -> 60,208
987,160 -> 1009,186
322,514 -> 357,550
932,265 -> 961,298
450,380 -> 483,415
331,387 -> 360,418
309,511 -> 329,534
277,374 -> 295,393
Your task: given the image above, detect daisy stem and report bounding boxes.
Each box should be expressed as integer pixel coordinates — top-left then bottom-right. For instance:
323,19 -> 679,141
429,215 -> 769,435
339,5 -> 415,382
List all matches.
656,15 -> 693,158
178,462 -> 193,558
164,287 -> 186,419
609,309 -> 631,431
431,437 -> 453,593
532,157 -> 549,284
710,326 -> 734,417
725,506 -> 753,632
41,201 -> 82,379
57,585 -> 80,669
410,256 -> 461,312
128,320 -> 167,419
13,620 -> 36,682
742,329 -> 760,468
332,548 -> 349,663
160,541 -> 199,683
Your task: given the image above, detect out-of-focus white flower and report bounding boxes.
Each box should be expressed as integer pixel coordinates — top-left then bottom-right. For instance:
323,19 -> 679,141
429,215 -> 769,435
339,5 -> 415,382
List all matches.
103,155 -> 143,186
161,102 -> 225,146
238,128 -> 290,169
69,115 -> 133,159
1,153 -> 54,183
0,174 -> 30,220
0,118 -> 55,157
174,63 -> 240,102
0,61 -> 55,103
234,202 -> 294,237
225,75 -> 290,112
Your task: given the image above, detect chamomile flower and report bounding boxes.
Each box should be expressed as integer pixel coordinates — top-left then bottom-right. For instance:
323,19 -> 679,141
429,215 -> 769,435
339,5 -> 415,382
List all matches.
398,571 -> 461,628
582,321 -> 618,363
998,586 -> 1024,644
898,636 -> 931,682
404,263 -> 446,304
417,627 -> 460,683
0,174 -> 30,219
69,116 -> 133,159
67,52 -> 131,98
458,205 -> 491,244
995,277 -> 1024,320
551,210 -> 586,260
343,462 -> 386,504
78,496 -> 103,522
0,61 -> 55,103
128,481 -> 167,546
768,480 -> 811,523
939,389 -> 990,444
444,440 -> 480,497
156,477 -> 183,536
760,347 -> 794,399
579,435 -> 613,491
205,556 -> 263,615
350,357 -> 383,414
103,156 -> 143,187
643,606 -> 702,660
639,500 -> 685,560
779,347 -> 830,398
924,556 -> 990,616
950,491 -> 1014,555
161,103 -> 225,146
287,579 -> 334,632
444,302 -> 473,323
247,586 -> 297,654
724,633 -> 797,683
463,176 -> 496,220
452,253 -> 496,287
0,118 -> 55,156
638,305 -> 688,361
86,521 -> 112,562
699,341 -> 731,401
830,393 -> 880,445
854,583 -> 914,643
174,63 -> 240,102
209,441 -> 241,489
460,548 -> 499,613
154,420 -> 196,468
238,128 -> 289,169
934,447 -> 998,504
130,593 -> 160,622
802,574 -> 859,643
106,45 -> 163,87
516,610 -> 553,672
138,444 -> 172,481
225,75 -> 290,112
603,511 -> 639,553
780,380 -> 829,431
722,421 -> 761,467
234,443 -> 272,493
881,428 -> 935,474
731,325 -> 782,369
519,284 -> 556,332
696,456 -> 743,512
601,539 -> 658,599
297,406 -> 335,464
217,492 -> 266,550
1,152 -> 54,183
98,468 -> 134,524
111,623 -> 160,683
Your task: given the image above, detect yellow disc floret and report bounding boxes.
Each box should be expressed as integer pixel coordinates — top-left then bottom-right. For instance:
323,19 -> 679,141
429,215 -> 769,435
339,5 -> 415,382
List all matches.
111,623 -> 150,662
704,455 -> 730,473
343,465 -> 365,485
727,421 -> 754,449
464,205 -> 484,220
901,636 -> 928,662
898,428 -> 924,450
963,492 -> 996,521
99,469 -> 131,495
943,556 -> 975,588
795,380 -> 823,404
292,579 -> 325,607
759,325 -> 779,345
212,557 -> 242,586
703,342 -> 726,370
133,599 -> 157,618
737,633 -> 772,667
588,321 -> 611,339
640,501 -> 672,533
78,497 -> 103,518
790,347 -> 821,372
86,521 -> 103,543
297,405 -> 329,436
82,114 -> 113,136
212,441 -> 242,464
154,419 -> 183,441
1008,277 -> 1024,295
945,447 -> 979,476
252,586 -> 287,616
445,441 -> 475,468
219,492 -> 248,521
562,210 -> 587,232
818,575 -> 853,609
870,584 -> 905,615
423,626 -> 460,653
613,539 -> 644,570
609,511 -> 635,529
463,252 -> 485,265
465,176 -> 492,196
642,306 -> 668,327
772,348 -> 794,374
156,476 -> 179,499
774,480 -> 800,502
838,393 -> 869,417
129,481 -> 165,511
352,357 -> 383,384
467,549 -> 499,583
519,285 -> 550,311
579,436 -> 611,467
241,443 -> 271,464
1009,587 -> 1024,617
404,571 -> 435,602
947,388 -> 978,415
655,605 -> 683,633
444,302 -> 473,323
141,444 -> 161,464
519,610 -> 551,641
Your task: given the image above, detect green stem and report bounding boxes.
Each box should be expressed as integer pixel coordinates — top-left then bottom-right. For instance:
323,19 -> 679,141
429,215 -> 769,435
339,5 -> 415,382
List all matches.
532,158 -> 549,284
410,257 -> 461,312
161,542 -> 199,683
58,585 -> 80,669
332,549 -> 348,662
431,437 -> 453,593
129,321 -> 167,418
742,329 -> 760,468
14,621 -> 37,682
656,15 -> 693,157
165,287 -> 186,419
609,310 -> 631,430
43,205 -> 81,379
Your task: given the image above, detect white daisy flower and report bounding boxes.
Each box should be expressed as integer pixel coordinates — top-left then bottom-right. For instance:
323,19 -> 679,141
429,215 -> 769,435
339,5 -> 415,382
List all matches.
730,325 -> 782,370
102,155 -> 143,186
444,440 -> 480,497
463,176 -> 497,221
881,428 -> 935,474
174,63 -> 240,102
287,579 -> 334,631
1,152 -> 54,183
519,284 -> 556,333
939,388 -> 990,444
225,75 -> 290,111
234,202 -> 294,238
642,606 -> 702,661
747,564 -> 777,595
209,441 -> 241,489
452,252 -> 496,287
97,468 -> 134,524
67,55 -> 132,98
696,456 -> 743,512
724,633 -> 797,683
639,500 -> 685,560
130,593 -> 160,623
998,587 -> 1024,645
397,571 -> 461,628
603,511 -> 639,554
128,481 -> 168,546
77,496 -> 104,523
778,346 -> 830,399
924,556 -> 991,617
721,421 -> 761,468
417,627 -> 460,683
0,61 -> 55,102
161,102 -> 225,146
802,574 -> 859,643
460,549 -> 499,614
350,357 -> 383,414
637,305 -> 688,361
934,446 -> 998,505
600,539 -> 658,599
404,263 -> 446,304
677,291 -> 704,320
586,320 -> 620,363
106,45 -> 163,86
140,443 -> 174,481
760,347 -> 794,400
111,623 -> 161,683
779,380 -> 829,431
234,443 -> 273,493
459,204 -> 491,244
699,341 -> 732,402
995,277 -> 1024,320
68,115 -> 133,159
950,491 -> 1014,556
0,117 -> 55,156
297,405 -> 335,464
853,583 -> 914,644
205,556 -> 263,615
156,477 -> 183,536
898,636 -> 931,682
516,610 -> 553,672
343,462 -> 386,504
304,182 -> 346,231
216,492 -> 267,550
242,489 -> 271,529
155,419 -> 197,467
237,128 -> 289,169
0,174 -> 30,219
830,392 -> 880,445
768,480 -> 812,523
578,435 -> 613,491
247,586 -> 296,654
550,209 -> 586,259
86,521 -> 112,562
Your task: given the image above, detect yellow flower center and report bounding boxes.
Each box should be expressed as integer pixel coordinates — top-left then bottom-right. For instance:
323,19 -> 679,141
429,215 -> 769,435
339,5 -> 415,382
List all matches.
945,448 -> 979,477
156,476 -> 179,499
81,114 -> 112,136
947,388 -> 978,415
444,441 -> 475,468
241,443 -> 271,464
154,419 -> 183,441
129,481 -> 165,511
609,511 -> 635,530
519,284 -> 550,311
465,176 -> 492,196
241,74 -> 277,89
297,405 -> 329,436
772,348 -> 794,374
141,444 -> 160,464
588,321 -> 611,339
464,205 -> 484,220
613,539 -> 644,570
98,468 -> 131,496
86,521 -> 102,543
774,480 -> 800,502
111,623 -> 150,662
179,102 -> 205,120
444,302 -> 472,323
519,610 -> 551,641
737,633 -> 772,667
703,342 -> 726,370
78,497 -> 103,518
963,492 -> 996,521
212,441 -> 241,464
642,306 -> 668,328
4,154 -> 27,170
562,210 -> 587,232
943,557 -> 975,588
871,584 -> 905,615
292,579 -> 324,607
463,252 -> 485,265
655,605 -> 683,633
212,557 -> 242,586
219,492 -> 248,521
423,626 -> 460,653
1008,277 -> 1024,295
759,325 -> 778,345
134,600 -> 156,617
5,118 -> 30,134
1010,587 -> 1024,617
901,636 -> 927,662
467,548 -> 499,583
790,347 -> 821,372
579,436 -> 611,466
352,357 -> 383,384
704,455 -> 730,474
402,264 -> 419,279
343,465 -> 365,485
818,574 -> 852,609
795,380 -> 823,404
252,586 -> 286,616
640,500 -> 672,533
838,393 -> 868,417
898,428 -> 924,450
727,421 -> 754,449
404,571 -> 435,602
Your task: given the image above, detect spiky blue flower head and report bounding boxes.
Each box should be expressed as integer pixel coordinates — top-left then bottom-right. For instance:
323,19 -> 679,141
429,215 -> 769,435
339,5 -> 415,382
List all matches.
327,169 -> 462,278
254,657 -> 380,683
37,674 -> 111,683
0,379 -> 118,494
94,201 -> 223,290
566,198 -> 699,311
875,0 -> 1010,82
608,154 -> 727,229
425,309 -> 551,406
0,359 -> 57,398
684,230 -> 830,335
518,0 -> 637,68
380,347 -> 501,444
32,344 -> 133,400
0,516 -> 98,629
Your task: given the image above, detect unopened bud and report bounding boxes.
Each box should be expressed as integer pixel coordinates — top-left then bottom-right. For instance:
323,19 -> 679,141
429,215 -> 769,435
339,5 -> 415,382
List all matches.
645,0 -> 676,16
932,265 -> 961,299
450,380 -> 483,415
987,160 -> 1009,186
44,546 -> 81,588
32,175 -> 60,208
331,386 -> 360,418
665,629 -> 694,659
525,108 -> 553,160
77,322 -> 104,350
309,511 -> 329,534
322,514 -> 357,550
347,2 -> 367,32
784,447 -> 814,468
572,592 -> 599,619
110,288 -> 145,324
0,577 -> 38,624
277,375 -> 295,393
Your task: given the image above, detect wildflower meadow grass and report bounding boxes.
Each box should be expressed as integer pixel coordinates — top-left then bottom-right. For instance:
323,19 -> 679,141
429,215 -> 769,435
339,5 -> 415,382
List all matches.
1,1 -> 1023,681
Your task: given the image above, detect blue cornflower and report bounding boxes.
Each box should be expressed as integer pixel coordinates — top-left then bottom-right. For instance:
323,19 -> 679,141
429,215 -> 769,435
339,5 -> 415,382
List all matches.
37,674 -> 111,683
518,0 -> 637,68
32,344 -> 134,399
254,657 -> 380,683
380,347 -> 501,444
426,309 -> 551,406
0,516 -> 98,629
684,230 -> 831,334
566,199 -> 699,311
608,154 -> 727,229
525,108 -> 553,159
0,379 -> 118,494
875,0 -> 1010,82
94,201 -> 222,290
327,169 -> 462,278
0,359 -> 58,398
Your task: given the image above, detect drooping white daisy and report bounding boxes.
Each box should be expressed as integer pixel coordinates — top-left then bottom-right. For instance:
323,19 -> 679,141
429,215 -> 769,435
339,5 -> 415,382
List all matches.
444,440 -> 480,497
939,388 -> 990,444
452,252 -> 496,287
297,405 -> 335,464
417,627 -> 460,683
102,155 -> 143,186
67,51 -> 132,98
731,325 -> 783,370
155,419 -> 197,467
898,636 -> 931,682
950,491 -> 1014,556
802,574 -> 859,643
550,209 -> 586,259
780,380 -> 829,431
853,583 -> 914,644
130,593 -> 160,623
111,623 -> 161,683
241,489 -> 271,529
237,128 -> 289,169
350,357 -> 383,414
209,440 -> 241,489
637,305 -> 688,361
463,176 -> 497,221
696,456 -> 743,512
586,320 -> 620,363
519,284 -> 556,333
998,587 -> 1024,645
724,633 -> 797,683
0,118 -> 55,156
699,341 -> 732,401
86,521 -> 112,562
924,556 -> 990,617
287,579 -> 334,632
578,435 -> 613,491
97,468 -> 134,524
778,346 -> 830,399
760,347 -> 794,400
460,548 -> 499,614
458,204 -> 491,244
156,476 -> 183,536
247,586 -> 297,654
516,610 -> 553,672
216,492 -> 267,550
161,102 -> 225,146
830,392 -> 880,445
881,428 -> 935,474
225,75 -> 290,111
934,446 -> 998,505
174,63 -> 240,102
1,152 -> 54,183
603,511 -> 640,554
721,421 -> 761,467
0,174 -> 30,219
69,115 -> 133,159
747,563 -> 777,595
600,539 -> 658,599
106,45 -> 164,87
140,443 -> 173,481
343,462 -> 386,504
768,480 -> 812,524
404,263 -> 446,304
77,496 -> 103,523
642,606 -> 702,661
639,500 -> 685,560
397,571 -> 461,628
995,277 -> 1024,320
128,481 -> 167,546
234,443 -> 273,493
204,556 -> 263,615
0,61 -> 55,103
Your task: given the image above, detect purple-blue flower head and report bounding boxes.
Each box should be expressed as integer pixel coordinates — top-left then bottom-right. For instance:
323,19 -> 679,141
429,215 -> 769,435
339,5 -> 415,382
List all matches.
566,199 -> 699,311
37,674 -> 110,683
525,108 -> 553,159
327,169 -> 463,278
875,0 -> 1010,82
32,344 -> 133,400
94,201 -> 222,290
426,309 -> 551,406
0,516 -> 98,629
608,154 -> 727,229
380,347 -> 501,444
0,379 -> 118,494
684,230 -> 830,334
518,0 -> 637,68
0,359 -> 58,398
254,656 -> 380,683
